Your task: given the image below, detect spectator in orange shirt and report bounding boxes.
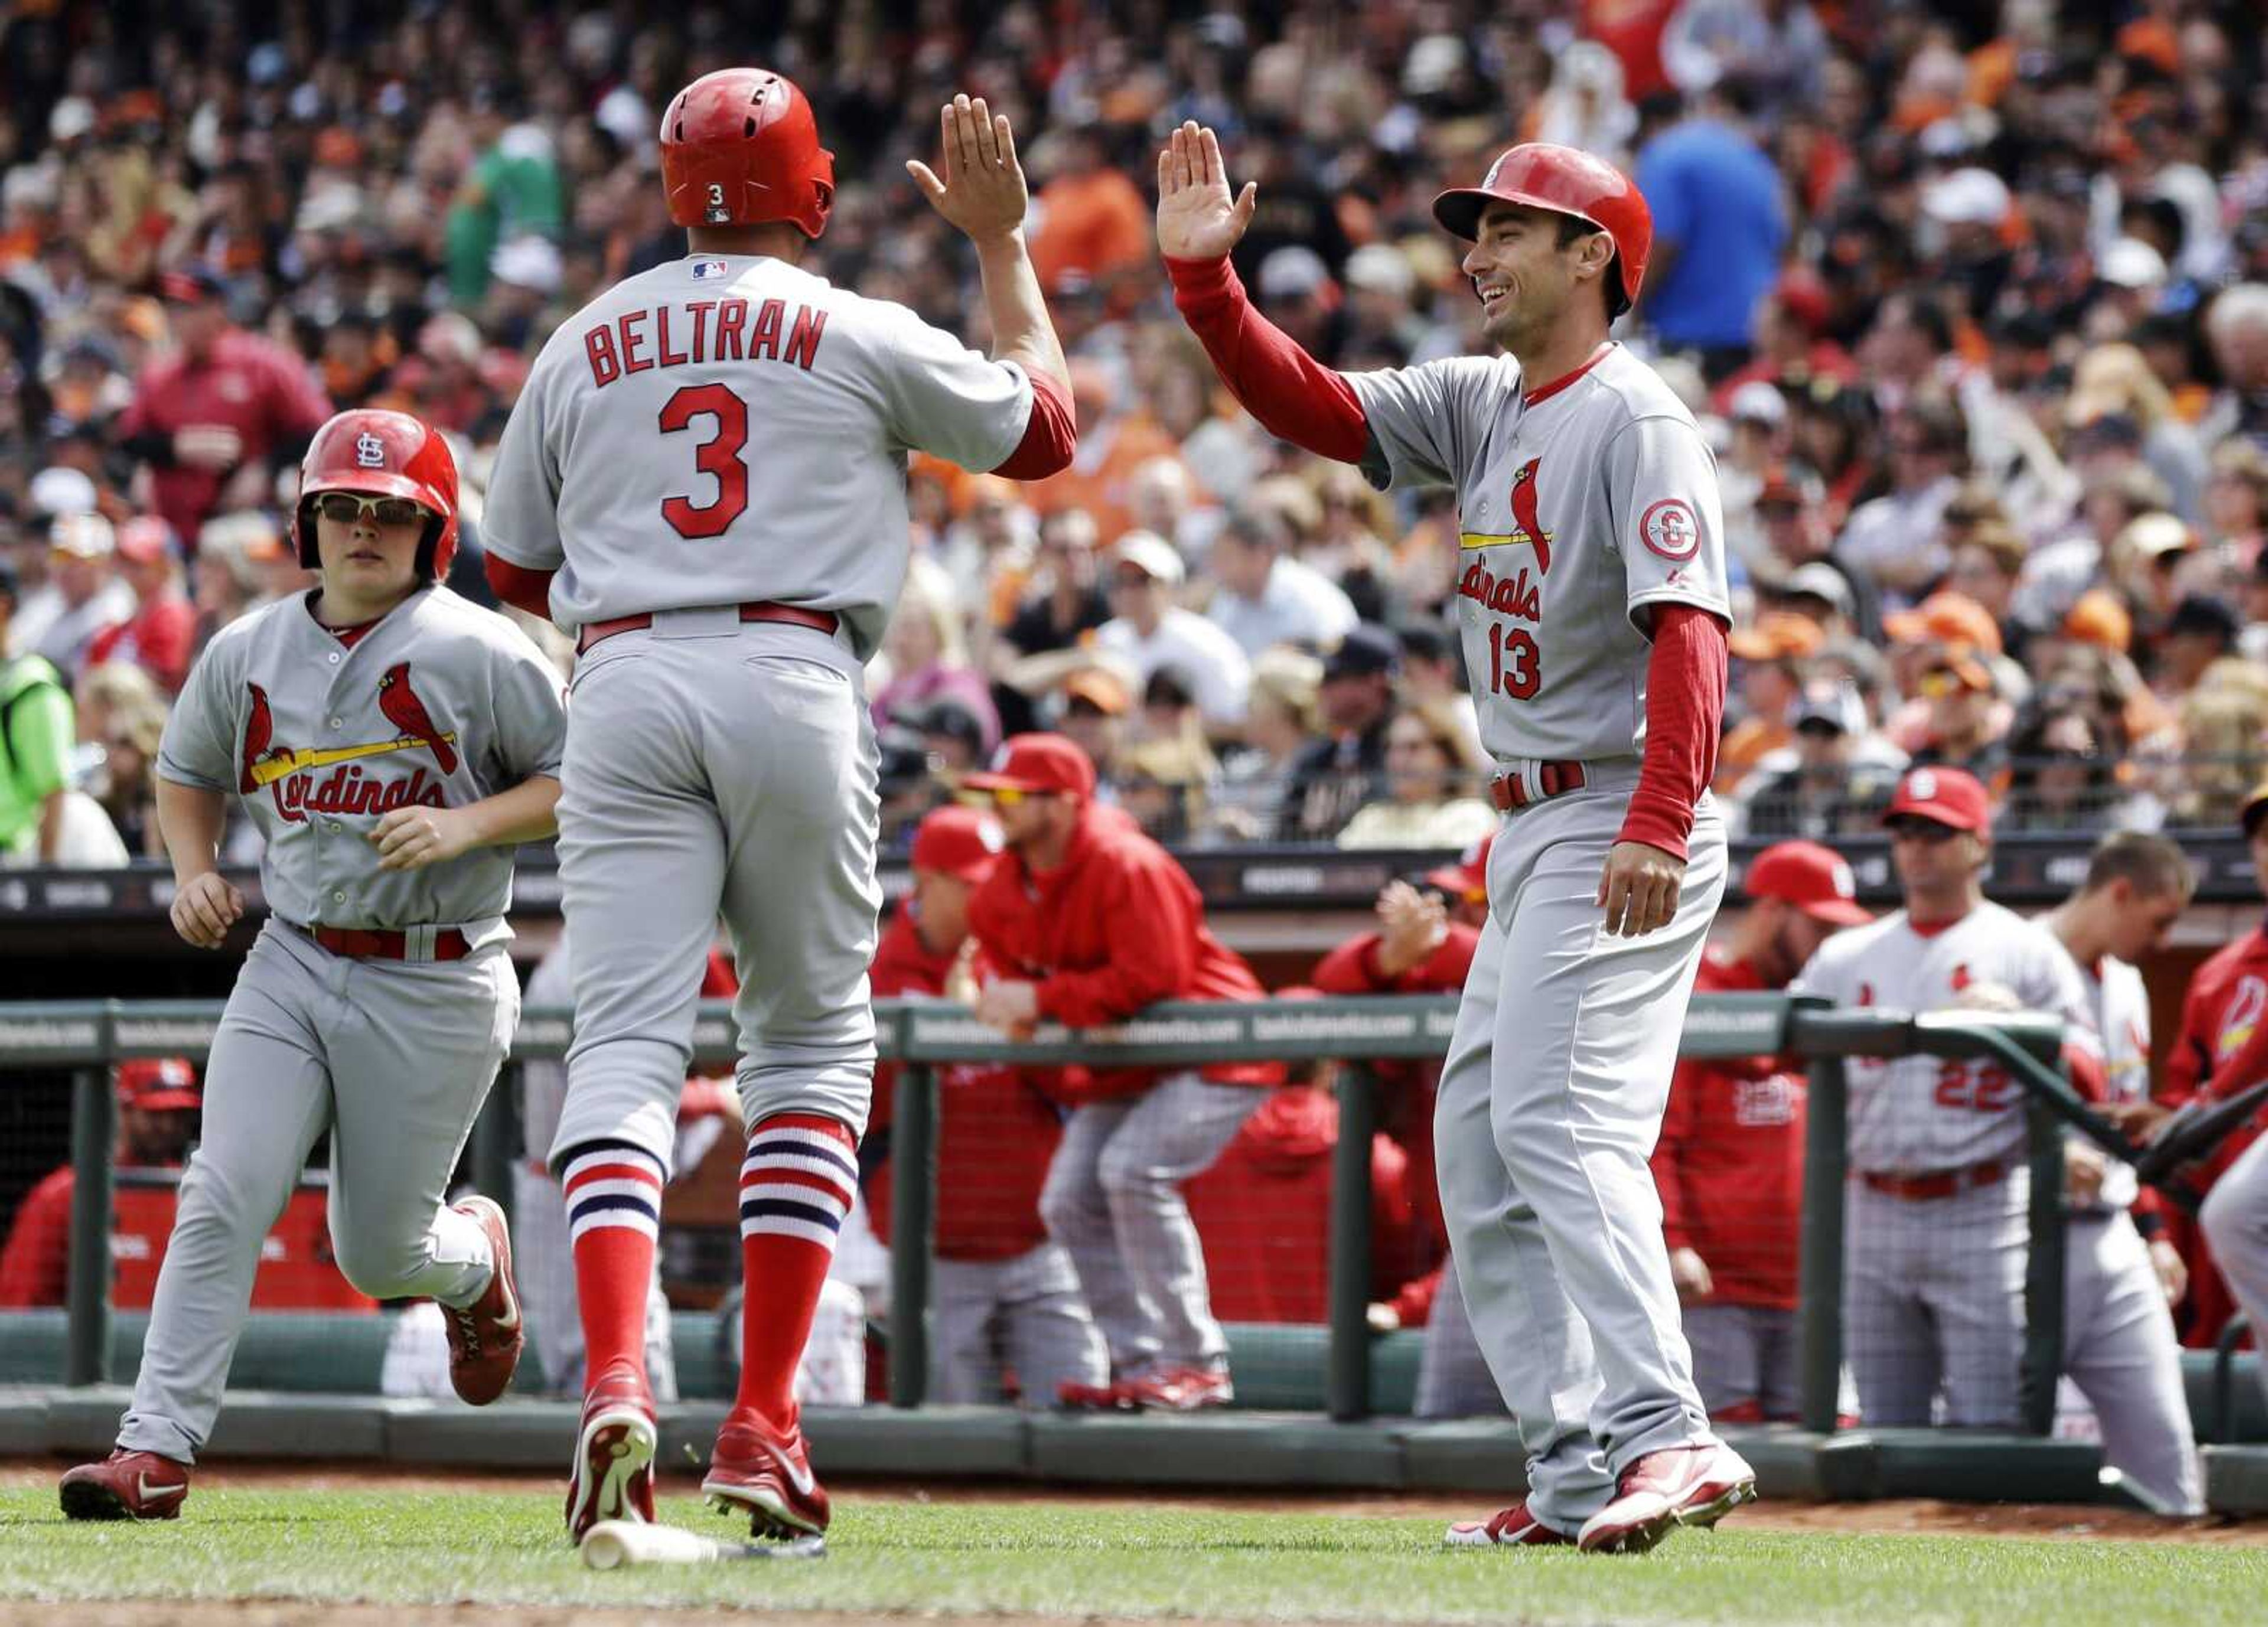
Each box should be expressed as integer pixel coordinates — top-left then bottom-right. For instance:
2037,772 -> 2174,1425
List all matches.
1719,612 -> 1820,794
1653,841 -> 1870,1421
1028,125 -> 1152,308
1,1059 -> 203,1308
1024,361 -> 1182,543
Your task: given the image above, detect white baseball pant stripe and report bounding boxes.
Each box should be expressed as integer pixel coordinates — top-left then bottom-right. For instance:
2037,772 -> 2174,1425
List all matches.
1038,1071 -> 1267,1374
1434,775 -> 1726,1533
548,616 -> 881,1175
118,921 -> 514,1462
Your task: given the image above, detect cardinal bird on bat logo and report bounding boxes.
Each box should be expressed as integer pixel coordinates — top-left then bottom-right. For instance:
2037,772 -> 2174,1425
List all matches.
378,663 -> 460,774
1509,459 -> 1552,575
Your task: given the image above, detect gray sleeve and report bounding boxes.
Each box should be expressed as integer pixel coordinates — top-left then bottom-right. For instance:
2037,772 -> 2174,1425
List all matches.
480,360 -> 566,570
871,305 -> 1033,472
2024,930 -> 2104,1059
156,641 -> 239,793
1345,358 -> 1500,491
1602,413 -> 1732,633
484,625 -> 569,782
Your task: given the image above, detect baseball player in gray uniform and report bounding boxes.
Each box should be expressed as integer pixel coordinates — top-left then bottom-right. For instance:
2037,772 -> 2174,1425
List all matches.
1161,128 -> 1751,1553
59,409 -> 567,1521
479,71 -> 1074,1543
1794,767 -> 2105,1434
2040,832 -> 2202,1514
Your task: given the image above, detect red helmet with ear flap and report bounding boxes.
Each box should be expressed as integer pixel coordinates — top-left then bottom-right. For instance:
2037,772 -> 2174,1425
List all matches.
292,409 -> 460,581
660,67 -> 835,239
1432,144 -> 1653,320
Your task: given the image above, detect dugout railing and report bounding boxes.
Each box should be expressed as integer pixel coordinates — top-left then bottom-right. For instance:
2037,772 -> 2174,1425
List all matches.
2,992 -> 2084,1446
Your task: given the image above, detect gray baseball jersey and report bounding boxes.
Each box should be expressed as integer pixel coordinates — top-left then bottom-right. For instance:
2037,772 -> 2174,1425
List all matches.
1795,902 -> 2102,1173
1348,344 -> 1731,765
2070,951 -> 2151,1212
481,252 -> 1035,658
157,586 -> 568,941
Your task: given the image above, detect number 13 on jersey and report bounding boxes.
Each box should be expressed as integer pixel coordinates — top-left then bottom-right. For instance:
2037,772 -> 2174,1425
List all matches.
1486,620 -> 1540,700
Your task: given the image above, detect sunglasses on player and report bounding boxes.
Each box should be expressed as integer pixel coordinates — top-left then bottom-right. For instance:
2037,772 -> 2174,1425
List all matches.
312,493 -> 431,529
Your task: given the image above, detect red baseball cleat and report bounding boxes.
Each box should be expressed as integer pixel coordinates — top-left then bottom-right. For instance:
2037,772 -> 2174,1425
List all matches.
1055,1377 -> 1129,1410
565,1359 -> 657,1543
1117,1365 -> 1233,1411
1576,1442 -> 1757,1554
59,1449 -> 192,1521
1444,1499 -> 1576,1548
702,1408 -> 830,1537
444,1196 -> 524,1406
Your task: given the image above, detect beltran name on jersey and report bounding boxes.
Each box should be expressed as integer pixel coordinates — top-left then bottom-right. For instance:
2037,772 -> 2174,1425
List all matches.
582,296 -> 827,387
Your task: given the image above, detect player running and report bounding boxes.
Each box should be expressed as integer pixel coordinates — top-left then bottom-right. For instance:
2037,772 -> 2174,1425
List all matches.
1159,125 -> 1747,1552
59,408 -> 565,1520
480,72 -> 1074,1543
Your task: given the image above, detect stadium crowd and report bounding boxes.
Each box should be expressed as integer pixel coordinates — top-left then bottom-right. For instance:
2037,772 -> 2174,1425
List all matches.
1,1 -> 2267,863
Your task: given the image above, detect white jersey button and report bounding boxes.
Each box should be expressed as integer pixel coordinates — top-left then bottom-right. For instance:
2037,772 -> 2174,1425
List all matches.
327,653 -> 341,666
329,717 -> 343,729
333,890 -> 346,903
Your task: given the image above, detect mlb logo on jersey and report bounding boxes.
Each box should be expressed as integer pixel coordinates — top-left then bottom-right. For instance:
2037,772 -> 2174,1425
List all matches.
354,432 -> 386,469
691,259 -> 731,281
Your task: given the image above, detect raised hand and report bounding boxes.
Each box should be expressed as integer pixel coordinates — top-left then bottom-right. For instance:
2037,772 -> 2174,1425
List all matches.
1155,120 -> 1256,260
905,94 -> 1031,244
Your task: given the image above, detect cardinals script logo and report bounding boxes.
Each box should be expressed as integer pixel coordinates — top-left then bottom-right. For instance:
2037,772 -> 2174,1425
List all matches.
1458,458 -> 1554,575
239,663 -> 460,824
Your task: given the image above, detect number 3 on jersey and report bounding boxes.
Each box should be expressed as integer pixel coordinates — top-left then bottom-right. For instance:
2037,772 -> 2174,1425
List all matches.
659,383 -> 749,539
1486,620 -> 1540,700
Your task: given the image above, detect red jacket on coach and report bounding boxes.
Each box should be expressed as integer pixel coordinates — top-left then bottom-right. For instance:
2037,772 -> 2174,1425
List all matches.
1650,952 -> 1806,1311
865,909 -> 1061,1263
969,804 -> 1282,1101
2161,921 -> 2268,1346
1310,922 -> 1478,1256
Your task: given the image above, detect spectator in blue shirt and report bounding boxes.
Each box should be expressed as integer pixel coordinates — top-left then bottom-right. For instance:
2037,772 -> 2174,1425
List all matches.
1632,86 -> 1790,378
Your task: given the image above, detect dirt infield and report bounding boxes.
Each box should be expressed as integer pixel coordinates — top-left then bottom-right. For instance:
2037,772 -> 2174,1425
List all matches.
5,1458 -> 2265,1545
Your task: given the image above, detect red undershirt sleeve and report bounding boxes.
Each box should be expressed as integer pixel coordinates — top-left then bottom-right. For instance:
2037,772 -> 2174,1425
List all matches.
484,553 -> 557,622
1617,604 -> 1728,862
1164,255 -> 1370,464
990,368 -> 1077,480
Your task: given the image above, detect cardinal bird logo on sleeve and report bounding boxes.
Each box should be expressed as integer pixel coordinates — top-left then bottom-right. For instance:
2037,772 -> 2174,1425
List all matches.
1508,458 -> 1552,575
378,663 -> 461,775
240,683 -> 276,793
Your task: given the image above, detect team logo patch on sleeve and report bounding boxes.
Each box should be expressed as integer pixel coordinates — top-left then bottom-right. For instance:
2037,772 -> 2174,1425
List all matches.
1638,498 -> 1701,560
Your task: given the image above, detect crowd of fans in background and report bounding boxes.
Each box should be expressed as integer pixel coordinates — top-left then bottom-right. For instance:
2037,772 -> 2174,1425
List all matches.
3,1 -> 2267,867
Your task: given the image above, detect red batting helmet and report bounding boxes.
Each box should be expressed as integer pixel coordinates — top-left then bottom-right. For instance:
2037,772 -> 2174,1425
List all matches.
660,68 -> 834,239
292,409 -> 460,581
1433,144 -> 1653,319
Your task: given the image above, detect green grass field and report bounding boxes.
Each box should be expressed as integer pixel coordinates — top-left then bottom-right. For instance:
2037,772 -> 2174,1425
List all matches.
1,1486 -> 2261,1625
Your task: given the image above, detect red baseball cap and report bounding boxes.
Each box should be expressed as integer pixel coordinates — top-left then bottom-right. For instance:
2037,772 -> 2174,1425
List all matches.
115,516 -> 175,566
116,1058 -> 200,1111
1425,830 -> 1494,903
910,805 -> 1004,882
1882,765 -> 1993,836
1744,840 -> 1872,926
960,733 -> 1097,803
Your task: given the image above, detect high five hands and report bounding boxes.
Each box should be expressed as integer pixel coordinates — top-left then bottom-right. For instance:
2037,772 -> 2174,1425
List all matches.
1156,121 -> 1257,259
907,95 -> 1031,243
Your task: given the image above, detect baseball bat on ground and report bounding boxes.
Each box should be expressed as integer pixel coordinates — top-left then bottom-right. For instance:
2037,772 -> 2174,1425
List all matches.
580,1520 -> 827,1567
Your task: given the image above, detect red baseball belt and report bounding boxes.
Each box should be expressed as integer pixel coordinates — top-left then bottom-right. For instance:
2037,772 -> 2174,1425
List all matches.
575,601 -> 840,655
1858,1158 -> 2010,1202
306,924 -> 472,962
1489,761 -> 1588,812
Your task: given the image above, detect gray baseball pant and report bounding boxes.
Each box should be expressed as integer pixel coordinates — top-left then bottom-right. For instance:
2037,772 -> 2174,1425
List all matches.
1413,1261 -> 1504,1419
1038,1071 -> 1266,1374
118,921 -> 514,1462
2203,1132 -> 2268,1412
2063,1209 -> 2201,1513
1843,1173 -> 2028,1427
1682,1302 -> 1801,1420
1433,778 -> 1726,1534
928,1243 -> 1107,1404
